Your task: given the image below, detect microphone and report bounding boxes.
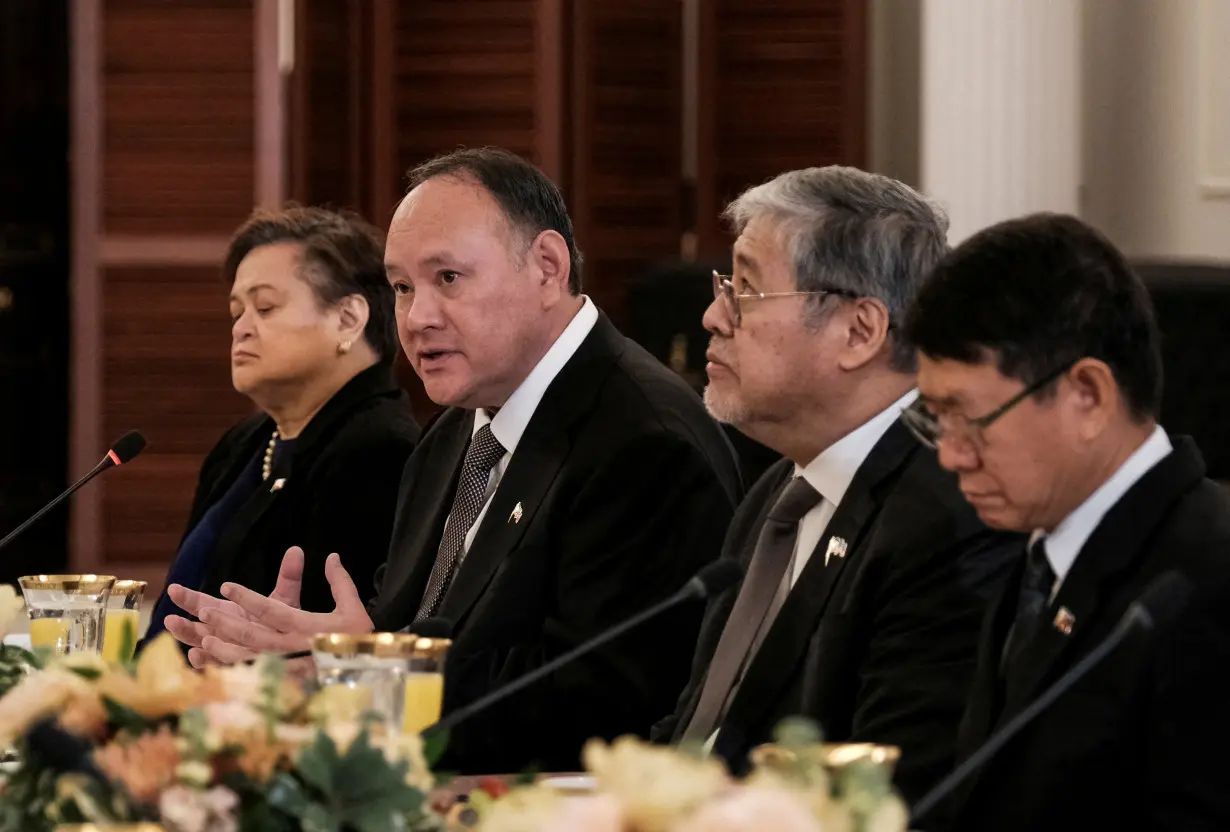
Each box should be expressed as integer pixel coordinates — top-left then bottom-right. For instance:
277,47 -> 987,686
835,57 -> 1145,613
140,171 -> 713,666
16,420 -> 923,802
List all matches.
0,430 -> 146,553
422,559 -> 743,739
909,570 -> 1194,826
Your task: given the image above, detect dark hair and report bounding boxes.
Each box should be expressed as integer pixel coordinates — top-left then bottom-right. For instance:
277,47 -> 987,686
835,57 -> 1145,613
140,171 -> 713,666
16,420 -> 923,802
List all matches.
405,147 -> 583,294
905,212 -> 1162,420
223,204 -> 398,363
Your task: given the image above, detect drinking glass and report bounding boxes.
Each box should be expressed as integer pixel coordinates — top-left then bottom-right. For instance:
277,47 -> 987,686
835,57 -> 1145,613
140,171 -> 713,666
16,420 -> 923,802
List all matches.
403,637 -> 450,735
102,579 -> 146,663
311,633 -> 419,730
18,575 -> 115,655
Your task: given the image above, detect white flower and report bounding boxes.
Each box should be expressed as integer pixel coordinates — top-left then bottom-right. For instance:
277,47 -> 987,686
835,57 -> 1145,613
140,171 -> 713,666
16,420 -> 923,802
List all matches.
176,760 -> 214,788
159,784 -> 239,832
216,663 -> 262,704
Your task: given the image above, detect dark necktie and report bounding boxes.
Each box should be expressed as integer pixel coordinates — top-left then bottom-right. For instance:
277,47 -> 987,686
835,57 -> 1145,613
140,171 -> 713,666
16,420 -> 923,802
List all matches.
681,476 -> 823,742
1001,537 -> 1057,675
415,423 -> 506,621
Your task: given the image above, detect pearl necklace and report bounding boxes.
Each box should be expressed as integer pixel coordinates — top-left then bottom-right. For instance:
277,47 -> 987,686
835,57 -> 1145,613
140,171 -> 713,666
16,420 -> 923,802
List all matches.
262,430 -> 279,481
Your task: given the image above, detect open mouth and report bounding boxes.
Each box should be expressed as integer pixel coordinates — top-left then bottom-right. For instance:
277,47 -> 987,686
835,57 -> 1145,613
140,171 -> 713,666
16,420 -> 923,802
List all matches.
417,350 -> 455,369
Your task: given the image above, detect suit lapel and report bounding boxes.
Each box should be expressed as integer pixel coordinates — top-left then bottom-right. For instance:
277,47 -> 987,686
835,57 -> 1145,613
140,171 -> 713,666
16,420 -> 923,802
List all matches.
438,424 -> 569,624
999,436 -> 1207,720
718,422 -> 920,743
435,313 -> 625,626
371,412 -> 471,629
962,561 -> 1023,747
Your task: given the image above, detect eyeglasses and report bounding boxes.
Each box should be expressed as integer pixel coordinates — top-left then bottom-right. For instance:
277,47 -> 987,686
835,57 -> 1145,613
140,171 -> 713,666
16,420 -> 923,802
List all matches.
900,360 -> 1079,450
712,270 -> 857,327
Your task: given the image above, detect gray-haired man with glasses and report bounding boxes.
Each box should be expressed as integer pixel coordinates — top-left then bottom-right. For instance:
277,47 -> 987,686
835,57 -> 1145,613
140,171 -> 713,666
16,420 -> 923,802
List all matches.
653,166 -> 1021,805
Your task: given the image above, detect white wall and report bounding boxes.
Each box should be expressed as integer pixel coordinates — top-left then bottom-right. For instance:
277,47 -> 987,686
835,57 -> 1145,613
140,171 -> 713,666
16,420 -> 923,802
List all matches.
1081,0 -> 1230,261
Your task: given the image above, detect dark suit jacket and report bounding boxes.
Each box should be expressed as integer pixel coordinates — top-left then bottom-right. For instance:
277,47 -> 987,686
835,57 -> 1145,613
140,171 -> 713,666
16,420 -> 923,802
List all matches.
150,363 -> 419,617
941,436 -> 1230,832
368,312 -> 743,774
655,421 -> 1022,804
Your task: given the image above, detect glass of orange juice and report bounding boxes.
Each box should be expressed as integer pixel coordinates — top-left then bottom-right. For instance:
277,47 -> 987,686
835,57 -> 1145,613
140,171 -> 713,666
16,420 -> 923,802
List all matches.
102,580 -> 146,663
18,574 -> 115,655
403,637 -> 450,735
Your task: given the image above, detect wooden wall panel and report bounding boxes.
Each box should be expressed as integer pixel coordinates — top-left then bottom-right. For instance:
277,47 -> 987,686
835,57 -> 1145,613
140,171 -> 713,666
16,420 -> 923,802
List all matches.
569,0 -> 685,324
102,0 -> 255,234
100,266 -> 250,564
73,0 -> 278,589
395,0 -> 543,173
696,0 -> 868,258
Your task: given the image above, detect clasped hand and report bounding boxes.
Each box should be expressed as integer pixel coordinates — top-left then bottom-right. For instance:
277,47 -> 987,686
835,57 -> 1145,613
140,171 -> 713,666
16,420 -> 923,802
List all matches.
164,546 -> 374,669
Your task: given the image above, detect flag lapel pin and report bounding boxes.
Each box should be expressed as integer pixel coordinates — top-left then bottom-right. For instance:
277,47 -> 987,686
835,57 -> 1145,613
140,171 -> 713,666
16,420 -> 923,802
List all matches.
1053,606 -> 1076,635
824,536 -> 848,567
509,502 -> 524,524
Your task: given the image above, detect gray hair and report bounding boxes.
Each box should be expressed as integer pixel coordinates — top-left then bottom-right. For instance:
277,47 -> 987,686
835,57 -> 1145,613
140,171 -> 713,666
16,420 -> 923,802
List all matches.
723,166 -> 949,371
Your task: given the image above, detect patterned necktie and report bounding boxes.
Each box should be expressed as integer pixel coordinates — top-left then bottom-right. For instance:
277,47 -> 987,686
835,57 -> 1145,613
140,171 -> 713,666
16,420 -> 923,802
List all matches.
681,476 -> 823,742
415,423 -> 506,621
1001,537 -> 1057,675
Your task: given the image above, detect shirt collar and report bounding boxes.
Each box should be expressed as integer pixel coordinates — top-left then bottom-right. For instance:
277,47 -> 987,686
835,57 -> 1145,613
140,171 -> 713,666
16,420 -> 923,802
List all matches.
1033,425 -> 1173,586
795,388 -> 919,506
472,296 -> 600,452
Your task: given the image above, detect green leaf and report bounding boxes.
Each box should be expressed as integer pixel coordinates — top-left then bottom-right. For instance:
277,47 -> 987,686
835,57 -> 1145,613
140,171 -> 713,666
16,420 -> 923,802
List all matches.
266,772 -> 312,816
101,697 -> 154,735
116,617 -> 136,666
421,729 -> 450,768
296,730 -> 342,794
67,666 -> 101,681
300,801 -> 341,832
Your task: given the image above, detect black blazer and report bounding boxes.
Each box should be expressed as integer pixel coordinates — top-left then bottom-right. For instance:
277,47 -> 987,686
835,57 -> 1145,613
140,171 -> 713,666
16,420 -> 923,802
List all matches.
150,363 -> 419,618
941,436 -> 1230,832
368,312 -> 744,774
655,421 -> 1022,804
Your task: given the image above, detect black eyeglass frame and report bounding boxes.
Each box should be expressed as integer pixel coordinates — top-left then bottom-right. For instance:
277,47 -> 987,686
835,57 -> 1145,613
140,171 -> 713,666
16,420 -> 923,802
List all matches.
901,359 -> 1080,450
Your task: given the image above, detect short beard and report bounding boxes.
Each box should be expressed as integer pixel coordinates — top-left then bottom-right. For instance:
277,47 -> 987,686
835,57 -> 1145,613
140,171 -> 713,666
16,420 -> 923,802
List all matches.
703,384 -> 751,427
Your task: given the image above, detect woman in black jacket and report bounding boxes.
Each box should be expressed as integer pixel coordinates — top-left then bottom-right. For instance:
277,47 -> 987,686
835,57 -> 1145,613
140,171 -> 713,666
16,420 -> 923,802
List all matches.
143,205 -> 419,644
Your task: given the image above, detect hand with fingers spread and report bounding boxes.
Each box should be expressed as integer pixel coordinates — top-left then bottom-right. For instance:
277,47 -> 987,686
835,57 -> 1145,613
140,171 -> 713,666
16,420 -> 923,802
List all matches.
165,545 -> 373,668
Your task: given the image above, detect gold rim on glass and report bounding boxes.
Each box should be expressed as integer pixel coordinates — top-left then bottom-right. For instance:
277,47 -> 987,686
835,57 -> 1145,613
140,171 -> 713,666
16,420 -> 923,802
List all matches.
18,574 -> 117,593
312,632 -> 426,659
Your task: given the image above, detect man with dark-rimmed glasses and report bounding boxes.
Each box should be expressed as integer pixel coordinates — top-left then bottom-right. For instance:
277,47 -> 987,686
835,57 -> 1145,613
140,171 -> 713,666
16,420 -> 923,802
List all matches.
904,212 -> 1230,832
653,166 -> 1020,805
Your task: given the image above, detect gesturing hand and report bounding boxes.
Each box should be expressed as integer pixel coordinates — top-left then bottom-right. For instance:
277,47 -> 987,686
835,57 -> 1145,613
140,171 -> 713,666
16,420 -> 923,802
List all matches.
164,546 -> 374,668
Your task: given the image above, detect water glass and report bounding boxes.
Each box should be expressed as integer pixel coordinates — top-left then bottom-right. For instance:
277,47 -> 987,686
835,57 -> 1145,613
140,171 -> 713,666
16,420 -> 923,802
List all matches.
18,575 -> 115,655
311,633 -> 420,730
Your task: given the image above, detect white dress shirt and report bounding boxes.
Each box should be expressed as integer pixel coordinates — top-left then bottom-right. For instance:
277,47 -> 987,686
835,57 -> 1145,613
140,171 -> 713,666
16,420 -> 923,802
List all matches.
455,296 -> 599,559
1032,425 -> 1172,599
789,388 -> 919,585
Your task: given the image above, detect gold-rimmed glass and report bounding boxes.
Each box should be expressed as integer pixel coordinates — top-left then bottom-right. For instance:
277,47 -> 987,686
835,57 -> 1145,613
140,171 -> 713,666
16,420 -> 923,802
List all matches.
403,637 -> 450,735
311,632 -> 420,730
18,575 -> 115,655
102,580 -> 146,663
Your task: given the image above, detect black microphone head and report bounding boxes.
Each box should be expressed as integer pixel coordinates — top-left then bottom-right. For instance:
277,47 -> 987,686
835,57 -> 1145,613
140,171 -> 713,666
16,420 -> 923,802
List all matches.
108,430 -> 147,465
412,617 -> 454,639
693,560 -> 743,598
1134,570 -> 1194,632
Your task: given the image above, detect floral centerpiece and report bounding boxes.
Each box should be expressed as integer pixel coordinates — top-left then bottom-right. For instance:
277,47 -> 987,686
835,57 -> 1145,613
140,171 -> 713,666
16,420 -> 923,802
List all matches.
0,584 -> 34,700
469,720 -> 909,832
0,634 -> 442,832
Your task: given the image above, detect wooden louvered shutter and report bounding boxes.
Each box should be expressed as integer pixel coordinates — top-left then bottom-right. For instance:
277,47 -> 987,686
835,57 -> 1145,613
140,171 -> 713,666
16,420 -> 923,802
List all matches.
71,0 -> 277,585
568,0 -> 685,323
695,0 -> 868,258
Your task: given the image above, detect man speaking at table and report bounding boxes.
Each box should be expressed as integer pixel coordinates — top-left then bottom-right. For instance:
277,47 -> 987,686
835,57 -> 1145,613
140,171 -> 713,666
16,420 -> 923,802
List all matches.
163,148 -> 743,774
